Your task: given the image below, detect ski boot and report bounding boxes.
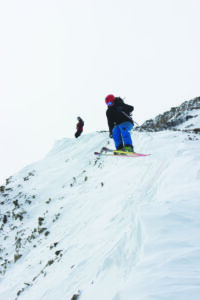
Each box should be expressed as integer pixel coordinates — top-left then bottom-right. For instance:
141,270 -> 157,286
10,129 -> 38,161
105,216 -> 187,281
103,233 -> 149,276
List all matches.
122,145 -> 134,153
114,144 -> 124,155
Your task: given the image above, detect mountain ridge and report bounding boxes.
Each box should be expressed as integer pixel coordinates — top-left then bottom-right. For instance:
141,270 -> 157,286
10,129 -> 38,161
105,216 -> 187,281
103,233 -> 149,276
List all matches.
137,96 -> 200,133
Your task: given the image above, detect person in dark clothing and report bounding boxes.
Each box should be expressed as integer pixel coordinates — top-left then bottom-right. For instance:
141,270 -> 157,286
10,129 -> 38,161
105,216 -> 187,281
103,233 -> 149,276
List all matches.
75,117 -> 84,138
105,94 -> 134,152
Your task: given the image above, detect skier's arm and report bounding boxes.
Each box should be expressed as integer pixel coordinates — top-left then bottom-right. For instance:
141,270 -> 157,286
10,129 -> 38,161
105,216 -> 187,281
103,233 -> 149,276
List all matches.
106,110 -> 114,137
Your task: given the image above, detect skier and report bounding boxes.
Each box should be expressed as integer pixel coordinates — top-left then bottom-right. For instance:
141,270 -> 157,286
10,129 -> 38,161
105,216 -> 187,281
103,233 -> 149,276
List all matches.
105,94 -> 134,152
75,117 -> 84,138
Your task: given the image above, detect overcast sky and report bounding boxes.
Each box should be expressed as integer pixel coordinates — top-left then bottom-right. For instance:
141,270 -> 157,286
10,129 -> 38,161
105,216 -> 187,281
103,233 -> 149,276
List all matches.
0,0 -> 200,184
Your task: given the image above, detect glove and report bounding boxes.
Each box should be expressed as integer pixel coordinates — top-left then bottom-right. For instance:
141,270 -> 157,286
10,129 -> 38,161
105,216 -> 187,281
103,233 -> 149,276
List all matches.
117,106 -> 123,112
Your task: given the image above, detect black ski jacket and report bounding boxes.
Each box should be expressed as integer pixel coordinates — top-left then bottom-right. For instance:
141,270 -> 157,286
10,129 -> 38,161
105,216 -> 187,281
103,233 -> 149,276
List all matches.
106,98 -> 134,135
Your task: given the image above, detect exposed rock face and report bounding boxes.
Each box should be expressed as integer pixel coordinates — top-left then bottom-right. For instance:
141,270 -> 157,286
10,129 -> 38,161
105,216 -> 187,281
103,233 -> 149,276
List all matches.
137,97 -> 200,132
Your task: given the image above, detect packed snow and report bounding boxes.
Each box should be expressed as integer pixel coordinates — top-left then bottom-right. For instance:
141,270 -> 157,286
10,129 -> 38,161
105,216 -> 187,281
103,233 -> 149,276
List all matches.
0,128 -> 200,300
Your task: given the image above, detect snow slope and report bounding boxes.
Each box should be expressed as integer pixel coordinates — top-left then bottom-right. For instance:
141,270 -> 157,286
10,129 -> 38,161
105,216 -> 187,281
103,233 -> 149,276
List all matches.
0,129 -> 200,300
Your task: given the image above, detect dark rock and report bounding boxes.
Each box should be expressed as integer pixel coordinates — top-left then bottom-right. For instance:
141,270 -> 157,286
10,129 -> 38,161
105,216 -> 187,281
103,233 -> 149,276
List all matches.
0,186 -> 5,192
38,217 -> 44,226
38,227 -> 47,234
14,254 -> 22,263
55,250 -> 62,256
3,215 -> 7,224
44,231 -> 50,237
13,200 -> 19,208
6,177 -> 13,185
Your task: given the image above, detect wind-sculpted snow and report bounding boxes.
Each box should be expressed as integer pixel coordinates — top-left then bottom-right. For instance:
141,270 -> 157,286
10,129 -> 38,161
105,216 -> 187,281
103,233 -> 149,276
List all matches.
0,129 -> 200,300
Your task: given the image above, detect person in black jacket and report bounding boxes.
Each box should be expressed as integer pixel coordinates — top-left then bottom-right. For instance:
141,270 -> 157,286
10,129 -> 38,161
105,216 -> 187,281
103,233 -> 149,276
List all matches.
105,94 -> 134,152
75,117 -> 84,138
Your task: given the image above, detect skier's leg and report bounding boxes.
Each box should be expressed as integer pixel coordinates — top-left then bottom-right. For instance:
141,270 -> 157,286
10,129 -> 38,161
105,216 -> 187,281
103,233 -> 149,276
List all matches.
75,130 -> 82,138
112,125 -> 123,149
119,122 -> 133,148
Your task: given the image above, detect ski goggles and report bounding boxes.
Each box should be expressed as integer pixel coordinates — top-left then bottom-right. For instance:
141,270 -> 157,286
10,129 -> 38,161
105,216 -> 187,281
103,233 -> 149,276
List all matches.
106,101 -> 113,106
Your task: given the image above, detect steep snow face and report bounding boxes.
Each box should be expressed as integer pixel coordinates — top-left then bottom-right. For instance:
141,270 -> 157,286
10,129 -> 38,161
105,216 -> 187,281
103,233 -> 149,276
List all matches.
0,130 -> 200,300
139,97 -> 200,132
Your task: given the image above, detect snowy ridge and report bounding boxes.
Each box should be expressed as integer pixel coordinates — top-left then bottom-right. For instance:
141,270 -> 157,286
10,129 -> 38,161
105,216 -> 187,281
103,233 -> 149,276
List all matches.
0,127 -> 200,299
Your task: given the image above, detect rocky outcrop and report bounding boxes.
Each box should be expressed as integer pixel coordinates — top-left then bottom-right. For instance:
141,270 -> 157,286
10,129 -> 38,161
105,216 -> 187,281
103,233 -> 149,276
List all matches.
137,97 -> 200,132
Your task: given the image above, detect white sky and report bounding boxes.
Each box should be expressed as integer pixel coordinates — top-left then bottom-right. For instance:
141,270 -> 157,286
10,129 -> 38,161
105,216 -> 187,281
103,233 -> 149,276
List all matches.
0,0 -> 200,184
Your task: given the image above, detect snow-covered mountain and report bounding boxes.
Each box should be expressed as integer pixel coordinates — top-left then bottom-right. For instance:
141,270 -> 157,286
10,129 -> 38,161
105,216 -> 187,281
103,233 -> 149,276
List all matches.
0,98 -> 200,300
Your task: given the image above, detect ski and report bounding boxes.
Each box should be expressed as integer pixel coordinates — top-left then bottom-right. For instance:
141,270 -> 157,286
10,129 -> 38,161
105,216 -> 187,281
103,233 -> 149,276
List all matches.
94,151 -> 142,158
101,147 -> 150,157
94,149 -> 150,158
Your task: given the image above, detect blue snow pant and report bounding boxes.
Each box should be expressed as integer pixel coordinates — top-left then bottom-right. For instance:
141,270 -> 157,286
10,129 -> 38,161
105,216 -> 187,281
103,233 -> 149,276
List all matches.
112,121 -> 133,149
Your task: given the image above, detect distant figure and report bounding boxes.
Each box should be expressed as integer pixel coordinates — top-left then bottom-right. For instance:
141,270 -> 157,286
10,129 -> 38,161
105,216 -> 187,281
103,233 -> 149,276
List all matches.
75,117 -> 84,138
105,94 -> 134,152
